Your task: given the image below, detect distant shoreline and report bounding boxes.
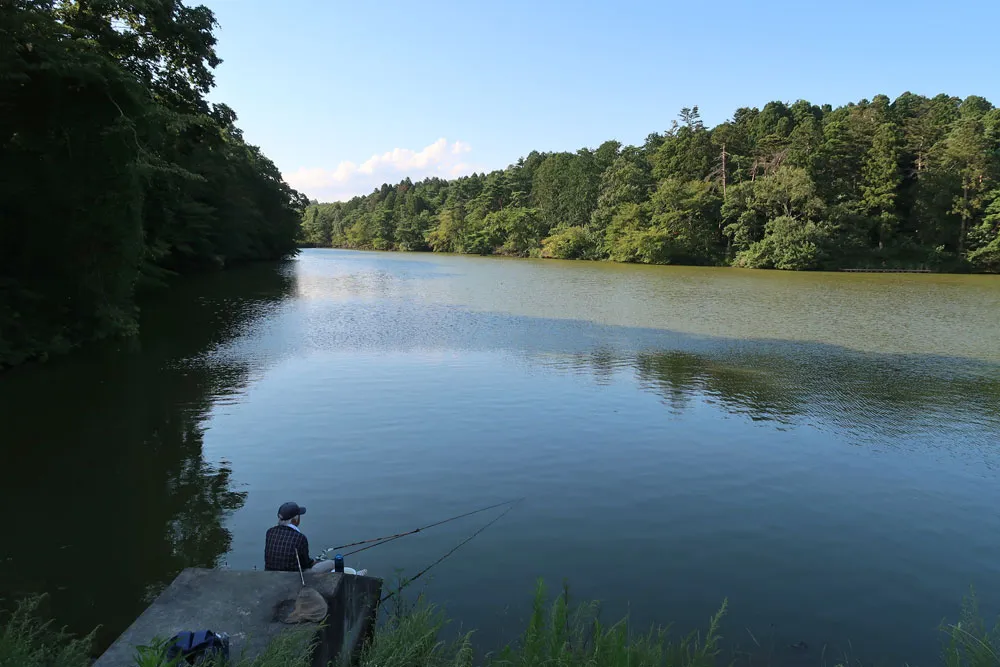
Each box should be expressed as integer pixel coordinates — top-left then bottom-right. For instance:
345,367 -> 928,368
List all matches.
297,245 -> 982,275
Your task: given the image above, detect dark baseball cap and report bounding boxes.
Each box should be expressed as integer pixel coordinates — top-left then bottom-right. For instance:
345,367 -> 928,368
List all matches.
278,502 -> 307,520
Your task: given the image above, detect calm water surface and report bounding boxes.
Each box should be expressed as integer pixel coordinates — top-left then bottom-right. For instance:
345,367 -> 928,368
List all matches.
2,249 -> 999,665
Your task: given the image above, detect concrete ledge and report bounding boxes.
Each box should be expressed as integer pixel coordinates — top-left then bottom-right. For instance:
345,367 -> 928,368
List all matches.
94,569 -> 382,667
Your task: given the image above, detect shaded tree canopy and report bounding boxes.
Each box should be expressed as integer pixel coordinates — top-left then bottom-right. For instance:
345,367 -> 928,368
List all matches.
302,94 -> 1000,275
1,0 -> 306,368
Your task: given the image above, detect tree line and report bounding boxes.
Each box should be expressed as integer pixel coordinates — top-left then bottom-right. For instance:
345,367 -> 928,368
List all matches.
301,94 -> 1000,274
1,1 -> 306,368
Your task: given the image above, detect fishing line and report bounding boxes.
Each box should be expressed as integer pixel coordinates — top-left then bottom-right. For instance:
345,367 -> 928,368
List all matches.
379,498 -> 523,604
326,497 -> 524,557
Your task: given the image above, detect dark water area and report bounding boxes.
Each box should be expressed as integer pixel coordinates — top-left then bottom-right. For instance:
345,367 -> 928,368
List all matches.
0,263 -> 294,647
1,250 -> 999,665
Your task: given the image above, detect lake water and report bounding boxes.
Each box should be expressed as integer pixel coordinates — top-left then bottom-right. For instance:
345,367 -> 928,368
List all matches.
2,249 -> 999,665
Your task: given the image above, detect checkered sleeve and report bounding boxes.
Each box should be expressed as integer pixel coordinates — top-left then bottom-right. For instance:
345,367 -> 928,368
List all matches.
299,534 -> 314,569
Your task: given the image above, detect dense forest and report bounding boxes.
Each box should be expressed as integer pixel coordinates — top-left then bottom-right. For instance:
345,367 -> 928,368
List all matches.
1,1 -> 306,368
301,95 -> 1000,274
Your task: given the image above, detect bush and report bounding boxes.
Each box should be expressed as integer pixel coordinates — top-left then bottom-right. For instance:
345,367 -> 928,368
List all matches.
734,216 -> 829,270
541,227 -> 597,260
606,227 -> 677,265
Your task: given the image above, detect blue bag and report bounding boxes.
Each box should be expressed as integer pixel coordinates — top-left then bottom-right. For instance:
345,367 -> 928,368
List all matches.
164,630 -> 230,664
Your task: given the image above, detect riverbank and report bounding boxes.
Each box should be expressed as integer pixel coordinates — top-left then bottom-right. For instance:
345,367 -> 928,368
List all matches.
305,243 -> 978,274
4,584 -> 996,667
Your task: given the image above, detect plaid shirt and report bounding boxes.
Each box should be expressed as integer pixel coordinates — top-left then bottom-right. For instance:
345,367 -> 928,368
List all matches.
264,525 -> 314,571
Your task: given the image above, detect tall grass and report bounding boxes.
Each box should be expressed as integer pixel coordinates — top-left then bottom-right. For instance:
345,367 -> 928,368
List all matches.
361,581 -> 727,667
4,585 -> 1000,667
0,596 -> 92,667
359,600 -> 474,667
942,592 -> 1000,667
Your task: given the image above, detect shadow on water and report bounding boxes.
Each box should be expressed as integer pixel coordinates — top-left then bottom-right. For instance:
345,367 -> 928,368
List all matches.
222,280 -> 1000,452
539,343 -> 1000,446
0,261 -> 296,651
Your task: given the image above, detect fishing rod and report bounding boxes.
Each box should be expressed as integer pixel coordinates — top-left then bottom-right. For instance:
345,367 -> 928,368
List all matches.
324,497 -> 524,558
380,497 -> 523,604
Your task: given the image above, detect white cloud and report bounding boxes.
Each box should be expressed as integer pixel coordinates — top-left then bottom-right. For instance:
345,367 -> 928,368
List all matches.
284,138 -> 481,202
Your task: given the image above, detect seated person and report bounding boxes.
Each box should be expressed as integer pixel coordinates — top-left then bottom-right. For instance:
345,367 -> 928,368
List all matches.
264,501 -> 336,572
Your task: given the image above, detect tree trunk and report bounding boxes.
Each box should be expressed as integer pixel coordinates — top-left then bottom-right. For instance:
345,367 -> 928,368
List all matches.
721,143 -> 727,200
959,183 -> 969,254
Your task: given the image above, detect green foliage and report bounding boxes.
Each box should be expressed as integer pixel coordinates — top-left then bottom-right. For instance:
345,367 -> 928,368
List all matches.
968,210 -> 1000,268
600,181 -> 722,266
463,211 -> 504,256
0,0 -> 305,369
362,582 -> 726,667
967,235 -> 1000,274
942,103 -> 996,251
360,599 -> 473,667
942,591 -> 1000,667
427,207 -> 467,253
490,581 -> 726,667
590,148 -> 654,236
861,123 -> 904,248
604,203 -> 663,264
492,208 -> 546,256
7,587 -> 1000,667
734,216 -> 831,270
651,107 -> 714,183
0,596 -> 92,667
541,227 -> 597,260
533,152 -> 601,231
648,179 -> 722,264
305,93 -> 998,276
723,166 -> 827,260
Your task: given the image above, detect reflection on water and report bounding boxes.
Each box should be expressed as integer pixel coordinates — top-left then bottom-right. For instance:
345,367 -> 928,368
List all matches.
549,347 -> 1000,444
215,266 -> 1000,455
1,250 -> 998,666
0,263 -> 295,649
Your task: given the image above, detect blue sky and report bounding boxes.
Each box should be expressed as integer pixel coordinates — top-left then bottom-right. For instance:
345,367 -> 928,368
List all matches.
199,0 -> 999,202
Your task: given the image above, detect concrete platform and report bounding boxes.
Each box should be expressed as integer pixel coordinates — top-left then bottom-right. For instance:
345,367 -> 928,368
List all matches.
94,568 -> 382,667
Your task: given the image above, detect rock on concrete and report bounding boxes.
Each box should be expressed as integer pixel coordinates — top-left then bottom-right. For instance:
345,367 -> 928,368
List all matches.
94,568 -> 382,667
